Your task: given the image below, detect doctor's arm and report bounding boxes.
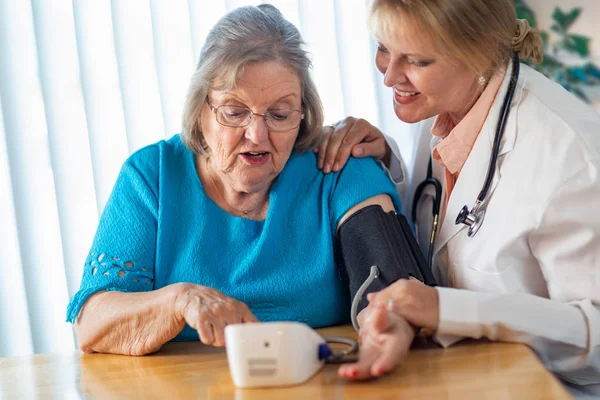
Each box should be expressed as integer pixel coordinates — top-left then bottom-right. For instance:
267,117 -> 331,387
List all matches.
368,161 -> 600,386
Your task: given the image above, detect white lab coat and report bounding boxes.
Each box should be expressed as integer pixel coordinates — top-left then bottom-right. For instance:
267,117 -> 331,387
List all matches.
386,63 -> 600,396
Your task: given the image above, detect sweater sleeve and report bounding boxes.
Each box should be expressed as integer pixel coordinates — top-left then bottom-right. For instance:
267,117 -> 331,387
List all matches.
435,161 -> 600,387
328,156 -> 401,231
66,146 -> 160,323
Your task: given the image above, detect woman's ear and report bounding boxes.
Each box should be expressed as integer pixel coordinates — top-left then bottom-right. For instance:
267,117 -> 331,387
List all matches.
198,130 -> 210,154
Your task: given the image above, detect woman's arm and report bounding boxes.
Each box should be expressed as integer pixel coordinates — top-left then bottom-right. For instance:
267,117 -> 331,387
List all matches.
433,288 -> 599,385
436,161 -> 600,386
75,283 -> 258,355
336,193 -> 395,228
69,147 -> 258,355
370,161 -> 600,386
75,285 -> 184,355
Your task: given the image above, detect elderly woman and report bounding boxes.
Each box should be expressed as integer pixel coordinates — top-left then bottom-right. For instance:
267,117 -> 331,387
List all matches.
321,0 -> 600,395
66,4 -> 399,356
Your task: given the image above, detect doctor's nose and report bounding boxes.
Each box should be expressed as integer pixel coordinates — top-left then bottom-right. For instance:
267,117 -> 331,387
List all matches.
382,61 -> 408,88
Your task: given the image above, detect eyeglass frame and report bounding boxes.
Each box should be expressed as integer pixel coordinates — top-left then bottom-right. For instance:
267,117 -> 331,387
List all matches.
205,97 -> 305,131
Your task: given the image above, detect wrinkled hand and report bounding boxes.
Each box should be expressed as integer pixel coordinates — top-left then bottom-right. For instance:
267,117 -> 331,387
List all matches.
338,305 -> 415,379
367,279 -> 440,331
174,283 -> 259,346
315,117 -> 390,173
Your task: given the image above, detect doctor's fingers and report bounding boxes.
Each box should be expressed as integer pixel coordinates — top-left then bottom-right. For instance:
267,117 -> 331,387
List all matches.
367,280 -> 440,331
321,118 -> 373,173
342,119 -> 387,161
316,125 -> 334,170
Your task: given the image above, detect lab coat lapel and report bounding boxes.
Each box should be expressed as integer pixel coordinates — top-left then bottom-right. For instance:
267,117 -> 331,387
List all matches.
432,63 -> 522,256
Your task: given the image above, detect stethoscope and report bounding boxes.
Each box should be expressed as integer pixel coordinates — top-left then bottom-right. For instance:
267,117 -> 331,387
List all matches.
412,53 -> 521,265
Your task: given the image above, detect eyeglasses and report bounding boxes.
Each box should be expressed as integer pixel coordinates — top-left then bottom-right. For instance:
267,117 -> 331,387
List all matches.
206,97 -> 304,131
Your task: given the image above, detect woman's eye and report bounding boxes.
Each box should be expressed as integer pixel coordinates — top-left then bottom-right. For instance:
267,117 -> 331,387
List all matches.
376,44 -> 388,53
409,59 -> 432,67
269,111 -> 290,121
226,112 -> 243,118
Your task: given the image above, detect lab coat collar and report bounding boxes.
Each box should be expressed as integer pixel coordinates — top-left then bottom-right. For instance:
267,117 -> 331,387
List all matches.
432,60 -> 525,257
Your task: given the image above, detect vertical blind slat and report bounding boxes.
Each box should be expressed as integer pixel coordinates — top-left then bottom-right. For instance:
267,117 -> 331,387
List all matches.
111,0 -> 165,154
149,0 -> 195,138
0,0 -> 73,354
73,0 -> 130,213
298,0 -> 345,123
267,0 -> 301,29
0,93 -> 34,357
333,0 -> 379,125
30,0 -> 99,302
188,0 -> 227,64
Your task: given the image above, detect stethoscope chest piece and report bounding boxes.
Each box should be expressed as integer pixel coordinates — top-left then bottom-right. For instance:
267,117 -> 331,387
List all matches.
456,205 -> 485,237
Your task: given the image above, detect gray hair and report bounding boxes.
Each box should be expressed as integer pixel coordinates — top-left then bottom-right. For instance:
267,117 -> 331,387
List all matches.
181,4 -> 324,154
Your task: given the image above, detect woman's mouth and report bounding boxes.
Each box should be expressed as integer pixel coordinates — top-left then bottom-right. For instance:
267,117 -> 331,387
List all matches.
239,151 -> 271,165
394,89 -> 421,105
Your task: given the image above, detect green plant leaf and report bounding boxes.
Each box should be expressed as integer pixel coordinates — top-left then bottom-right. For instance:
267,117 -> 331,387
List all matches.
584,63 -> 600,80
541,54 -> 563,68
540,31 -> 549,47
566,67 -> 590,84
563,34 -> 591,57
552,7 -> 582,32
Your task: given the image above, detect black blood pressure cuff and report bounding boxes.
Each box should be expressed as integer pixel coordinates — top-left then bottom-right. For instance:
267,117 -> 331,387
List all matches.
336,205 -> 437,313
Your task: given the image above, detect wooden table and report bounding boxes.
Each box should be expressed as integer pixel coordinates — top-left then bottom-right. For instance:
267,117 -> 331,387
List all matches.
0,325 -> 571,399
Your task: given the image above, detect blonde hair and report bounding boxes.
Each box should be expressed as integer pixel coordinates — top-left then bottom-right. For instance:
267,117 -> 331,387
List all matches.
368,0 -> 543,77
181,4 -> 323,155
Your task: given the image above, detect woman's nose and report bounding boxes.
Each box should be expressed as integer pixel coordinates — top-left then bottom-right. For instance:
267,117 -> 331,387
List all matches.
382,61 -> 408,88
244,116 -> 269,144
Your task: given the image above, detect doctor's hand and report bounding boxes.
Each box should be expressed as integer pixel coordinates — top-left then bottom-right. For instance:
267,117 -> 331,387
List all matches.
315,117 -> 390,174
367,279 -> 440,332
174,283 -> 259,347
338,305 -> 416,380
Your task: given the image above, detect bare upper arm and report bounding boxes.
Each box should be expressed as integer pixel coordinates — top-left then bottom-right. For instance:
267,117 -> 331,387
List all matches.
336,194 -> 395,232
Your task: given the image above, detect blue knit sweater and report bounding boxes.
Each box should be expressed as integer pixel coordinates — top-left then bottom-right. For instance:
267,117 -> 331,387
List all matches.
67,135 -> 400,341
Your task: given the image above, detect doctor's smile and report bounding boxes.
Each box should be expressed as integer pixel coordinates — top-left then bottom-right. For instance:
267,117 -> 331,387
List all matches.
393,88 -> 422,104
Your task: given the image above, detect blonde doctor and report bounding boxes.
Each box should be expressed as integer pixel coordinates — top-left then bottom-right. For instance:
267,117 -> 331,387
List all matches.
318,0 -> 600,395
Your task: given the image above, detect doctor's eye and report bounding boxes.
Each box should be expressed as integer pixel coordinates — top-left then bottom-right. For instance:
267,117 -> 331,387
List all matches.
408,59 -> 433,68
376,44 -> 389,53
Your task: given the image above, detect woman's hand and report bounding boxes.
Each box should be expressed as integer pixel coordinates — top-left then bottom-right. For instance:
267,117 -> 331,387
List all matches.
316,117 -> 390,173
174,283 -> 259,347
338,305 -> 416,379
367,279 -> 440,331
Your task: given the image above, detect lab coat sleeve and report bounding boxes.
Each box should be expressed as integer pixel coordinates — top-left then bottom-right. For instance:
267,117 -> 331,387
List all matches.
434,161 -> 600,386
381,133 -> 407,208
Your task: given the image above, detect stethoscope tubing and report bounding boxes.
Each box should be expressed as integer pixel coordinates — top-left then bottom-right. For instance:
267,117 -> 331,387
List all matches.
475,52 -> 521,204
413,52 -> 521,263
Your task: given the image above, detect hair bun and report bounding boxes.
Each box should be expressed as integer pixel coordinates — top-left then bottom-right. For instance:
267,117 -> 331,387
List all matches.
513,19 -> 543,64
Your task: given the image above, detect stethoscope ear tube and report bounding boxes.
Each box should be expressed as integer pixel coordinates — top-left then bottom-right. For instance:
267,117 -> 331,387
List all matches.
455,52 -> 521,237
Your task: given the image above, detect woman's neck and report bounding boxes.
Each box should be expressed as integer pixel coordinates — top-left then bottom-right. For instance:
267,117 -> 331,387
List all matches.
448,78 -> 488,126
200,156 -> 270,220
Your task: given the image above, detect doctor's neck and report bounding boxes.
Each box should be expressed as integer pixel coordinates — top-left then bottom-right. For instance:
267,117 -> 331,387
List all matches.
447,80 -> 487,126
